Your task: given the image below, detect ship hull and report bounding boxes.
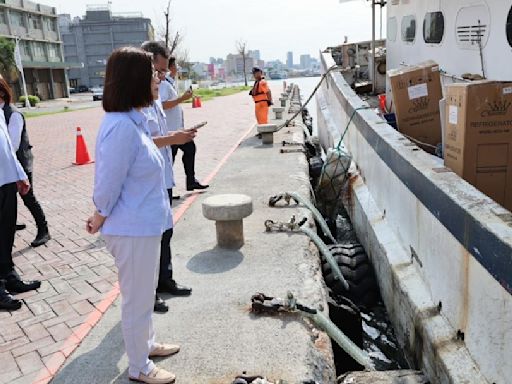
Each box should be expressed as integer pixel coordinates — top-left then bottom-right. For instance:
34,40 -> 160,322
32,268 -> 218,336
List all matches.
317,51 -> 512,384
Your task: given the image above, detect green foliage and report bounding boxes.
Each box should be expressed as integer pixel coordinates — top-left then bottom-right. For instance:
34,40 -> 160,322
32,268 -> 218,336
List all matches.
185,86 -> 251,103
0,37 -> 17,80
19,95 -> 40,107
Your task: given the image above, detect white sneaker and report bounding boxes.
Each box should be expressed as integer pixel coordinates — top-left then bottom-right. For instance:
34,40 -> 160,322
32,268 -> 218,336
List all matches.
149,342 -> 180,357
129,367 -> 176,384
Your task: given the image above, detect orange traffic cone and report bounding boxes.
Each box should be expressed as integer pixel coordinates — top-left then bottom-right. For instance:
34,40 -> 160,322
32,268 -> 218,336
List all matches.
196,96 -> 202,108
73,127 -> 94,165
192,96 -> 198,108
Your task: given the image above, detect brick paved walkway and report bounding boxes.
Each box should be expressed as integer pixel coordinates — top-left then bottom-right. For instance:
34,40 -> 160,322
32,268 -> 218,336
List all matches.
0,88 -> 261,384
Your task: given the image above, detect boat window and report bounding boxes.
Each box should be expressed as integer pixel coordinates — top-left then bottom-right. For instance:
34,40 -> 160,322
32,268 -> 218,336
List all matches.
423,12 -> 444,44
455,5 -> 490,49
388,17 -> 397,42
401,15 -> 416,43
507,6 -> 512,47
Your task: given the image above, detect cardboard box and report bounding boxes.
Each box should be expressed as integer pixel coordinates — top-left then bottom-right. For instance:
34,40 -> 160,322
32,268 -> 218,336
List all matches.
388,61 -> 443,152
444,81 -> 512,210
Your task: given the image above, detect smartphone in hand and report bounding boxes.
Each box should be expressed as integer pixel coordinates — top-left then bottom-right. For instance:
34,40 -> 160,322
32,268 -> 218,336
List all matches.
185,121 -> 207,131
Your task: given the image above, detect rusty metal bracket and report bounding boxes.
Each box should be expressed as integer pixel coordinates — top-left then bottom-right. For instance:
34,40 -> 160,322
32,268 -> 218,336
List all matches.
264,216 -> 306,233
281,140 -> 303,147
268,193 -> 299,207
280,148 -> 306,154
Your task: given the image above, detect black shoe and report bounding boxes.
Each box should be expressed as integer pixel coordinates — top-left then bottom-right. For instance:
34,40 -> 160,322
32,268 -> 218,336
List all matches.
31,229 -> 50,247
186,180 -> 209,191
157,280 -> 192,296
5,274 -> 41,294
16,224 -> 26,231
154,295 -> 168,313
0,285 -> 22,311
172,195 -> 181,200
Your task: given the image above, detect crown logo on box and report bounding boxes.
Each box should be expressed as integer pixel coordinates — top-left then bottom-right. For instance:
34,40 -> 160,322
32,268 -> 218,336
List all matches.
481,100 -> 512,117
409,97 -> 430,113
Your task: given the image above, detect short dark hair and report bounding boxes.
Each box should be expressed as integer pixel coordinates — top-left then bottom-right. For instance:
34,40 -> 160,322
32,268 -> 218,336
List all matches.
102,47 -> 154,112
168,56 -> 176,68
0,75 -> 13,105
140,41 -> 169,59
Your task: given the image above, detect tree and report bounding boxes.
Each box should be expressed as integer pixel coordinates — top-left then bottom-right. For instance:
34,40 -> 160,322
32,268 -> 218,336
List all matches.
236,40 -> 248,86
0,37 -> 17,81
162,0 -> 182,55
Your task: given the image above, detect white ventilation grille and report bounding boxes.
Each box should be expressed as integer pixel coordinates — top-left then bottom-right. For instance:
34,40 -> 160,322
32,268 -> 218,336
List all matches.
455,4 -> 490,49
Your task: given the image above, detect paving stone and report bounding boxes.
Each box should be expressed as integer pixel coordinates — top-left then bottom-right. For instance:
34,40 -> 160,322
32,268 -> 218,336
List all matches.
23,323 -> 51,342
0,322 -> 24,341
71,300 -> 95,316
11,336 -> 54,358
0,351 -> 22,382
16,351 -> 45,375
47,323 -> 72,342
0,336 -> 30,353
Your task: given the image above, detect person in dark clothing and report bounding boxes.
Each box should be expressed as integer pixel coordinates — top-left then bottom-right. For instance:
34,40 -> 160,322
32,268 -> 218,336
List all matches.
0,77 -> 50,247
0,78 -> 41,311
141,41 -> 193,314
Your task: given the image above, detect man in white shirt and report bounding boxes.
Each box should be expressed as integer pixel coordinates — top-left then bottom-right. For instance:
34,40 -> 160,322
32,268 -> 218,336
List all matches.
161,56 -> 209,192
141,41 -> 194,298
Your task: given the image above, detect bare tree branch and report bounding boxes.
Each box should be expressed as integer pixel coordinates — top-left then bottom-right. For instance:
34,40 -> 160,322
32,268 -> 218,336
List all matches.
169,31 -> 181,56
236,39 -> 248,86
159,0 -> 182,56
164,0 -> 171,47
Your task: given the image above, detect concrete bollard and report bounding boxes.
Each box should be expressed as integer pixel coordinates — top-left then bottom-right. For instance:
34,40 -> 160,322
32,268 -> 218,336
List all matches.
202,194 -> 253,249
280,98 -> 287,107
257,123 -> 278,144
273,107 -> 285,120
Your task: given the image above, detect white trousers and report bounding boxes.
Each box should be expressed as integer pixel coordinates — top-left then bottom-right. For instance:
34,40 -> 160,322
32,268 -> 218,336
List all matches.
104,235 -> 160,378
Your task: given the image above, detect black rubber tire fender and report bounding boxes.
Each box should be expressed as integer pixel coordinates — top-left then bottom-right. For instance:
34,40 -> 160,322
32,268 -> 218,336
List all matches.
323,263 -> 371,285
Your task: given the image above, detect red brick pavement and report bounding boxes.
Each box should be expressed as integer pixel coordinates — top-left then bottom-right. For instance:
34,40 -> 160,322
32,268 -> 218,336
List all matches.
1,88 -> 260,384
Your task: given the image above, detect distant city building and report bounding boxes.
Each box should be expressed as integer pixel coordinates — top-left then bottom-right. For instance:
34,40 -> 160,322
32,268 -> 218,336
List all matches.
0,0 -> 71,100
207,63 -> 215,79
59,4 -> 154,88
266,59 -> 285,71
286,51 -> 293,69
300,54 -> 312,70
209,57 -> 224,65
191,62 -> 208,80
248,49 -> 260,61
225,53 -> 256,78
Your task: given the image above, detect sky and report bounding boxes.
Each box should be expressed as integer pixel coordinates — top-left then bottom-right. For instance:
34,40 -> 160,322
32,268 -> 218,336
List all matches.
45,0 -> 385,63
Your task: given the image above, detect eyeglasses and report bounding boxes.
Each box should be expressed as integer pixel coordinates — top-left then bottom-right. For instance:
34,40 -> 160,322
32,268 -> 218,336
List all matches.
153,70 -> 166,79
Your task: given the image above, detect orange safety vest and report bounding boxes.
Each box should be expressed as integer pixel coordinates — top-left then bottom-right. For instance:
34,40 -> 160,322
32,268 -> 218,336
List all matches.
251,80 -> 269,103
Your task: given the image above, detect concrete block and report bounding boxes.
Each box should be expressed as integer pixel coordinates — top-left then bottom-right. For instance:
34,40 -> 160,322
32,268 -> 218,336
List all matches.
202,194 -> 253,249
257,124 -> 278,144
273,107 -> 285,120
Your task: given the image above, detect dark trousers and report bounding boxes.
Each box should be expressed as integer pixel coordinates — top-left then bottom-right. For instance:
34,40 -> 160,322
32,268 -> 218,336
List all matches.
171,141 -> 196,185
21,172 -> 47,231
0,183 -> 17,277
159,189 -> 174,283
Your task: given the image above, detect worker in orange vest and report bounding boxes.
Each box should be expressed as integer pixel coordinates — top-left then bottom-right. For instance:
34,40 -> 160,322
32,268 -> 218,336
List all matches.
250,67 -> 273,124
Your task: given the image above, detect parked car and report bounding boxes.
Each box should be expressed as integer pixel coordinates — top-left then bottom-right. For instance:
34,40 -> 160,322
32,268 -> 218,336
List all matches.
69,87 -> 77,94
91,87 -> 103,101
77,85 -> 89,93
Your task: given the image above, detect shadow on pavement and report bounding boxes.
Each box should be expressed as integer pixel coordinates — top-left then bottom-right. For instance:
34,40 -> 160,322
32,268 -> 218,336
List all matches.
52,322 -> 129,383
186,247 -> 244,274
